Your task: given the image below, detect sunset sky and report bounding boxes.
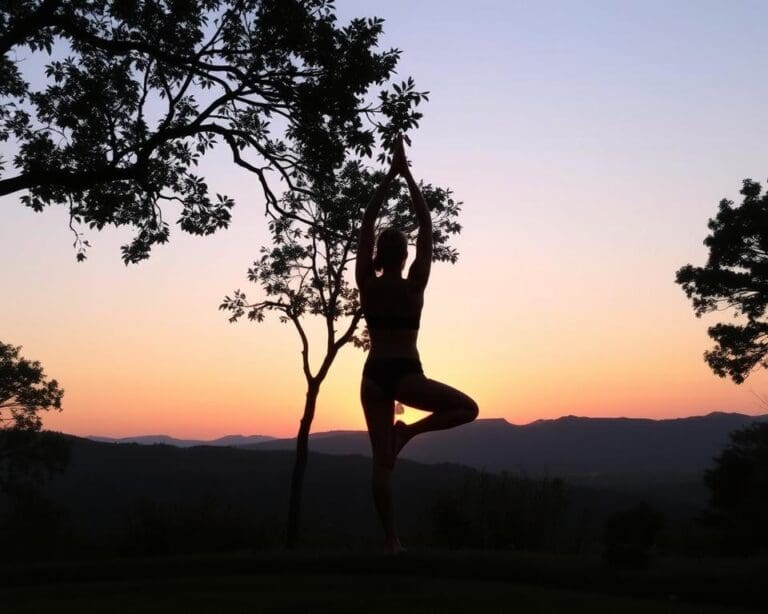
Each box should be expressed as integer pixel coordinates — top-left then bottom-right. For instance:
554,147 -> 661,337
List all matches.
3,0 -> 768,439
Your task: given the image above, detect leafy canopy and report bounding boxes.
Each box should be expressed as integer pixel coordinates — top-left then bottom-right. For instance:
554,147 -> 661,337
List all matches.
0,341 -> 63,432
676,179 -> 768,383
0,0 -> 428,262
0,341 -> 67,491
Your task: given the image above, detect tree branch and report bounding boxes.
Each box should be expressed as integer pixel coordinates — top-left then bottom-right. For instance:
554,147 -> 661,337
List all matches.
309,229 -> 328,315
0,165 -> 139,196
0,0 -> 61,55
46,13 -> 247,80
334,309 -> 364,353
290,313 -> 313,382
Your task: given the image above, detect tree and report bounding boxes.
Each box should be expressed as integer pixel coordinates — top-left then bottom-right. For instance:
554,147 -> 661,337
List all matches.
676,179 -> 768,383
1,0 -> 428,262
220,161 -> 462,545
703,421 -> 768,552
0,341 -> 66,491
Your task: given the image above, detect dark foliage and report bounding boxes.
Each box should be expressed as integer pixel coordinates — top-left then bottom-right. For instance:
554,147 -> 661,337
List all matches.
0,342 -> 67,492
0,341 -> 62,432
602,503 -> 664,569
430,471 -> 568,551
121,495 -> 278,556
703,421 -> 768,552
2,436 -> 749,562
1,0 -> 428,262
0,429 -> 69,492
676,179 -> 768,383
0,437 -> 473,559
0,482 -> 68,559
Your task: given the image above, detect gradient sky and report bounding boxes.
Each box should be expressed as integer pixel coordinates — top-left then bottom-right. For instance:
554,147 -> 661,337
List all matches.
3,0 -> 768,438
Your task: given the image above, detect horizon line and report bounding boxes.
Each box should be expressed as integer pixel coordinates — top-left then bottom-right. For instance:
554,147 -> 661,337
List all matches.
68,409 -> 768,442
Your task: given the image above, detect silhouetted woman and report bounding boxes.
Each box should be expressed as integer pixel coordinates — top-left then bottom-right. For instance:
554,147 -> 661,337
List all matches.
356,135 -> 479,553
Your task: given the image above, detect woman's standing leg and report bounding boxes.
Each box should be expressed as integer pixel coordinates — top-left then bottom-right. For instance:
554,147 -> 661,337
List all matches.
361,378 -> 403,552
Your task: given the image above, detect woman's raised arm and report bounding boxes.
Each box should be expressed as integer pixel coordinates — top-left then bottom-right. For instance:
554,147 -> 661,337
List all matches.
399,142 -> 432,289
356,159 -> 398,288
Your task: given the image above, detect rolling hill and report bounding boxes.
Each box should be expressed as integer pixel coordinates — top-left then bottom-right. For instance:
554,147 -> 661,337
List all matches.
88,434 -> 274,447
246,412 -> 768,485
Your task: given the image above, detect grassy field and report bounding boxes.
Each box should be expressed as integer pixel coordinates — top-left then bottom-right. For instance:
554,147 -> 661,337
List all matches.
2,550 -> 765,613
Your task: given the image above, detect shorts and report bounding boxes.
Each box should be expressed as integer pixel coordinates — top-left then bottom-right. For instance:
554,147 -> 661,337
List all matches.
362,357 -> 424,399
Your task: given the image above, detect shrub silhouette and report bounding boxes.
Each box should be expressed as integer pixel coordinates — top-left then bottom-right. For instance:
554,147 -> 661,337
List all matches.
430,471 -> 568,550
603,503 -> 664,569
703,421 -> 768,553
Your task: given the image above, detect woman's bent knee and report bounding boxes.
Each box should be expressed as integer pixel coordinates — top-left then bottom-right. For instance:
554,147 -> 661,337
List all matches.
465,398 -> 479,422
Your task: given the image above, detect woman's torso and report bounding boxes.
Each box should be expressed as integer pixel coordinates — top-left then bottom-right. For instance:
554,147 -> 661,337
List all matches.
360,274 -> 423,361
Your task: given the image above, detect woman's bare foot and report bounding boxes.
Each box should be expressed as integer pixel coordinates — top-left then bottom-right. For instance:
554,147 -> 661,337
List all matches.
384,537 -> 406,555
392,420 -> 410,461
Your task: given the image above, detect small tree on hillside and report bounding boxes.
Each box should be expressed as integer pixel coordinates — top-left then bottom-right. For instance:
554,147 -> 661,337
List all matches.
704,421 -> 768,551
1,0 -> 427,262
0,341 -> 67,491
220,160 -> 462,545
676,179 -> 768,383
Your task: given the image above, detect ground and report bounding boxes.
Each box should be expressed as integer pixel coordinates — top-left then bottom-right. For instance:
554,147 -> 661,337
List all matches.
2,550 -> 764,613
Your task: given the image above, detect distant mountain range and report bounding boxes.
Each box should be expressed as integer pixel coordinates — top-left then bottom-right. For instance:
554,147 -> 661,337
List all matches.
87,412 -> 768,490
258,412 -> 766,469
88,434 -> 275,447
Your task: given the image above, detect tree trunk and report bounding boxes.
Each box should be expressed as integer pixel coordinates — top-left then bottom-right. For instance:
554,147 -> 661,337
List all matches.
285,381 -> 319,548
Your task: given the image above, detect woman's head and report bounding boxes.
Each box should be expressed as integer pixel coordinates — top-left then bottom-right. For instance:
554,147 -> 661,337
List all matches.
373,227 -> 408,273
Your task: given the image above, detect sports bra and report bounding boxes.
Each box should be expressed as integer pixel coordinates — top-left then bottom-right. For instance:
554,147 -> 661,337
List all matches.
364,312 -> 421,330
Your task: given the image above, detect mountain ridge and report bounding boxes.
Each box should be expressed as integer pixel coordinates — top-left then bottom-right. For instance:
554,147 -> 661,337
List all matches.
86,411 -> 762,446
246,411 -> 768,484
87,434 -> 275,447
82,411 -> 768,488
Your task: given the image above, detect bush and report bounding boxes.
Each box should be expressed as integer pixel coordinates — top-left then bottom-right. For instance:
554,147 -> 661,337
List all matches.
430,471 -> 568,550
703,422 -> 768,554
603,503 -> 664,569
